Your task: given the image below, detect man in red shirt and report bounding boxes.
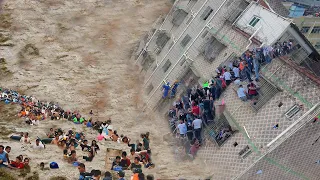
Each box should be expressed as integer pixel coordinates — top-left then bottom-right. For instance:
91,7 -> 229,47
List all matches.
9,156 -> 24,169
120,151 -> 131,170
191,101 -> 200,116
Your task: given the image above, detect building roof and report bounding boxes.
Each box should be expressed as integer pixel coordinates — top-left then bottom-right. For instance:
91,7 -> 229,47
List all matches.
264,0 -> 290,17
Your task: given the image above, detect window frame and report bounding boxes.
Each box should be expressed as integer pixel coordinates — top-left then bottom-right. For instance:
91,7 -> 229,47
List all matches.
201,6 -> 214,21
180,34 -> 192,48
248,16 -> 261,27
162,59 -> 172,73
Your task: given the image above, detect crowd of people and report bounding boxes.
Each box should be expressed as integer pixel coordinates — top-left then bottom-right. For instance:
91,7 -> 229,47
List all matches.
165,40 -> 295,157
0,88 -> 155,180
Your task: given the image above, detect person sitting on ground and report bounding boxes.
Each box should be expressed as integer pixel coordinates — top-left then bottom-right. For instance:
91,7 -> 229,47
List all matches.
33,139 -> 45,150
20,132 -> 31,144
91,140 -> 100,153
78,163 -> 92,180
103,171 -> 112,180
51,135 -> 59,145
128,148 -> 140,163
83,150 -> 94,162
247,81 -> 259,105
111,156 -> 121,170
111,130 -> 119,142
5,146 -> 11,163
0,145 -> 7,168
97,132 -> 106,141
86,119 -> 93,128
128,157 -> 142,171
136,143 -> 143,152
47,128 -> 55,138
143,158 -> 155,169
80,140 -> 90,151
68,150 -> 78,163
237,85 -> 247,101
8,156 -> 24,169
120,151 -> 131,170
117,170 -> 125,180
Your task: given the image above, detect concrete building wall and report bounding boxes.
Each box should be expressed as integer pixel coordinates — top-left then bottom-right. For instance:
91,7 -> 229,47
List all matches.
235,3 -> 291,46
294,16 -> 320,52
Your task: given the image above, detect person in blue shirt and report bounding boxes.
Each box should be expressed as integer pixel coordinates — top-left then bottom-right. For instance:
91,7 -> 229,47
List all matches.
0,145 -> 7,168
86,120 -> 92,128
78,163 -> 92,180
162,82 -> 170,99
117,170 -> 125,180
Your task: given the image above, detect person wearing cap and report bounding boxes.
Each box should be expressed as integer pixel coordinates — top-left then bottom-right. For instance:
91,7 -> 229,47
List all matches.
117,170 -> 125,180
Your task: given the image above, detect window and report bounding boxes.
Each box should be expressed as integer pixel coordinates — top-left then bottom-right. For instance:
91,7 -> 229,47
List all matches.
300,26 -> 310,33
315,42 -> 320,49
172,9 -> 188,26
146,84 -> 154,95
162,60 -> 172,73
140,52 -> 155,71
180,34 -> 192,48
311,26 -> 320,33
251,76 -> 280,111
201,6 -> 214,20
248,16 -> 260,27
200,36 -> 226,62
201,30 -> 209,38
180,57 -> 186,66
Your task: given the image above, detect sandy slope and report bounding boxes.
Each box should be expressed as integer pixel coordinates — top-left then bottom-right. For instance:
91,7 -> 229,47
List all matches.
0,0 -> 211,179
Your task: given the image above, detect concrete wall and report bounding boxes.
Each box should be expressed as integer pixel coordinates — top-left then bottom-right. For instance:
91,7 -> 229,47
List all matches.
235,3 -> 291,45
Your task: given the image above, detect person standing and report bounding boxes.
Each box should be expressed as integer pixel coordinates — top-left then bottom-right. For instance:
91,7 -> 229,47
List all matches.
192,117 -> 202,143
252,54 -> 260,81
177,120 -> 187,138
223,70 -> 232,86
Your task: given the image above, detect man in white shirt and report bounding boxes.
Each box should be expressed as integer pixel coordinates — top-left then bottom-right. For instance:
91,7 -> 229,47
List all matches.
177,120 -> 187,138
237,85 -> 247,101
192,117 -> 202,143
223,70 -> 232,86
232,66 -> 240,78
33,139 -> 45,150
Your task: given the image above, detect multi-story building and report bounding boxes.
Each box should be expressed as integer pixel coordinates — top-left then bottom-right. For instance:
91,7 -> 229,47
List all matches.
295,16 -> 320,53
134,0 -> 320,179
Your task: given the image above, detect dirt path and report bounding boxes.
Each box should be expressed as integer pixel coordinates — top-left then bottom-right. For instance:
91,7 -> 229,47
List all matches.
0,0 -> 211,179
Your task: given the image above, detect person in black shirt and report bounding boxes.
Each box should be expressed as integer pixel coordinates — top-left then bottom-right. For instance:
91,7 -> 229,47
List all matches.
128,157 -> 142,171
111,156 -> 121,170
